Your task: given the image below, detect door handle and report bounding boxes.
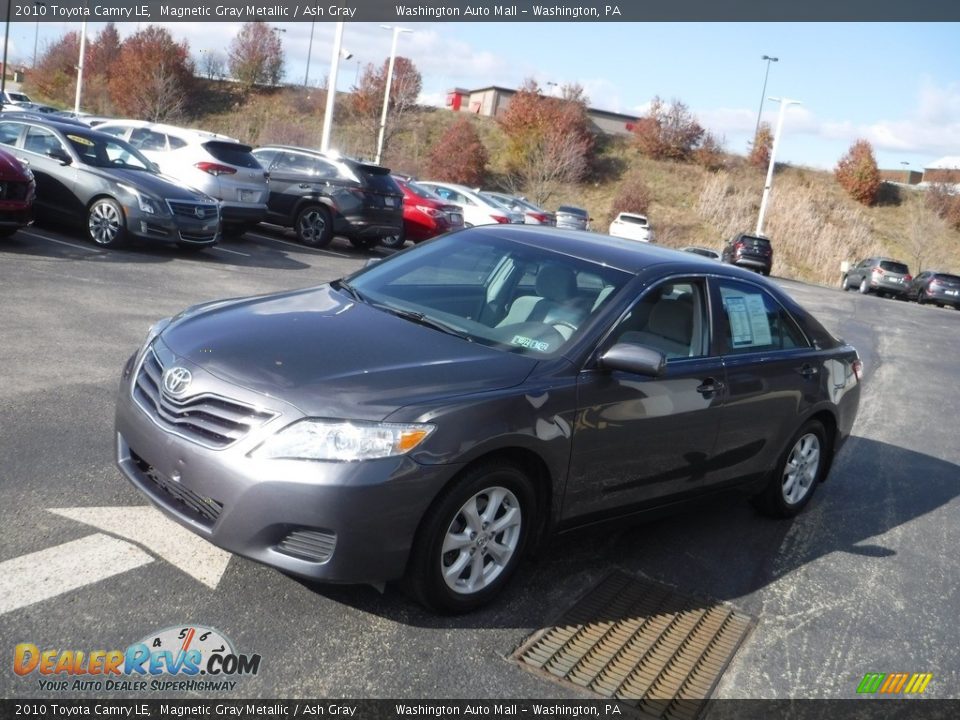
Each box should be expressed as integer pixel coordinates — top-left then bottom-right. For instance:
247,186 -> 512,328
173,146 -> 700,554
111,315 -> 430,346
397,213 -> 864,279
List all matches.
298,183 -> 312,189
796,364 -> 819,379
696,378 -> 724,396
17,157 -> 29,166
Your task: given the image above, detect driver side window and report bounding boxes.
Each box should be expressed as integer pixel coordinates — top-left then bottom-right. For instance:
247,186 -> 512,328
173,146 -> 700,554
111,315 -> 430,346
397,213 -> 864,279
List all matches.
610,280 -> 709,360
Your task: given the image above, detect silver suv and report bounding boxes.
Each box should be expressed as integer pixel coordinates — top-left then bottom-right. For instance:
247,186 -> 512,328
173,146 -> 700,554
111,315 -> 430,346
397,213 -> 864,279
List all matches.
95,120 -> 268,237
842,257 -> 912,298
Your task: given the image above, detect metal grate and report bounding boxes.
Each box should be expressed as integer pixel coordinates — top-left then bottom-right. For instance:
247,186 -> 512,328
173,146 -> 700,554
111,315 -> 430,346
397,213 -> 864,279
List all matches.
167,200 -> 219,220
277,530 -> 337,563
514,572 -> 753,719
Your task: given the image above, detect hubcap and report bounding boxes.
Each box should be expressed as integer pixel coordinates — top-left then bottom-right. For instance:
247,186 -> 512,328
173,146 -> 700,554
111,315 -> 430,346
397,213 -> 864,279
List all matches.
299,210 -> 325,242
782,433 -> 821,505
441,486 -> 522,595
89,203 -> 120,245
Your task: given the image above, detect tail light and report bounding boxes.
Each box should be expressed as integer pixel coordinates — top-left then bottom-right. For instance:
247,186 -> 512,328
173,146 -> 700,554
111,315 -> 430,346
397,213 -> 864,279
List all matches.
872,267 -> 885,276
194,162 -> 236,176
903,275 -> 912,283
415,205 -> 444,218
491,214 -> 510,224
852,357 -> 864,383
528,213 -> 550,223
734,240 -> 746,251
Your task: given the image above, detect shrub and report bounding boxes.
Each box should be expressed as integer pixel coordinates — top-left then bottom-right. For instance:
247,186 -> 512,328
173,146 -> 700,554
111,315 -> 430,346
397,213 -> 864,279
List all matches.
607,173 -> 653,224
834,139 -> 882,206
748,123 -> 773,170
424,117 -> 488,187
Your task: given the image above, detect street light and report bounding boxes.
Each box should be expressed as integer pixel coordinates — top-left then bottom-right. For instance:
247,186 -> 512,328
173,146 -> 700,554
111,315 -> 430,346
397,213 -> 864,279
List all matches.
753,55 -> 778,140
73,17 -> 86,113
1,0 -> 11,97
755,97 -> 801,237
319,22 -> 345,153
304,22 -> 315,87
374,24 -> 412,166
32,1 -> 45,67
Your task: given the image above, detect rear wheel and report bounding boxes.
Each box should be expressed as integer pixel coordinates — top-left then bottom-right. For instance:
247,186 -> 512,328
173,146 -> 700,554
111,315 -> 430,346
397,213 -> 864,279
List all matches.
87,198 -> 127,248
381,226 -> 406,250
295,205 -> 333,248
916,289 -> 926,305
753,420 -> 827,518
405,461 -> 535,614
859,278 -> 870,295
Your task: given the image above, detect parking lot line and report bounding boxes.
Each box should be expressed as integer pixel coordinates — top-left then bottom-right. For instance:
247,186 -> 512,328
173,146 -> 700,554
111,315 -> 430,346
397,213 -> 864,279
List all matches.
21,230 -> 100,253
245,231 -> 352,258
210,246 -> 250,257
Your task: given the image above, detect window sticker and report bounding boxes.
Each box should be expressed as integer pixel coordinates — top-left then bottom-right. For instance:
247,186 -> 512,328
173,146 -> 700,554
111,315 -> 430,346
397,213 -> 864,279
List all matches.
743,293 -> 773,345
725,296 -> 753,347
67,135 -> 94,146
511,335 -> 550,352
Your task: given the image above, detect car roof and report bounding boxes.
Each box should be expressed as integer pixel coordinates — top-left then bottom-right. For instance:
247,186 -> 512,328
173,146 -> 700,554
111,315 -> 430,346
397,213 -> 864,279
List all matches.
97,119 -> 239,143
257,144 -> 386,170
0,115 -> 137,144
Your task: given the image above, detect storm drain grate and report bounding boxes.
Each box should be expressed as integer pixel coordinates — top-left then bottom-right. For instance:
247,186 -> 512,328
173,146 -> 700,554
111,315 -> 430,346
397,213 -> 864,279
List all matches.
513,572 -> 754,719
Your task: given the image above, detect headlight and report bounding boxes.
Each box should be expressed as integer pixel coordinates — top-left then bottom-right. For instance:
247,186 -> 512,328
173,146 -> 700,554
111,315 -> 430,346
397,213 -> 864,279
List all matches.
251,419 -> 435,462
118,183 -> 163,215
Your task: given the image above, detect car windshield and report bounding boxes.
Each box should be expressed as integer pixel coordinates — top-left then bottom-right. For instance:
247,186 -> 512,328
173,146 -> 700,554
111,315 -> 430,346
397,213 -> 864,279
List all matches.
65,132 -> 153,170
480,192 -> 516,211
344,233 -> 632,357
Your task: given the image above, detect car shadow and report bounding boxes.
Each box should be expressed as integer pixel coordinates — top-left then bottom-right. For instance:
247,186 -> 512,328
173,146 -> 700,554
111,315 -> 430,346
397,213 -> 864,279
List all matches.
297,435 -> 959,629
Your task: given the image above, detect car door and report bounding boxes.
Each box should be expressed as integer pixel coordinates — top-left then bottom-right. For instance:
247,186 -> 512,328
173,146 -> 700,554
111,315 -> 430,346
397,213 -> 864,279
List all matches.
563,278 -> 726,523
704,277 -> 823,490
16,125 -> 81,220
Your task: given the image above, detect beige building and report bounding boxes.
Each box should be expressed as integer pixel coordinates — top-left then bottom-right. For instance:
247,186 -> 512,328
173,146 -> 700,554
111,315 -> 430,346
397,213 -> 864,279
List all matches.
922,157 -> 960,184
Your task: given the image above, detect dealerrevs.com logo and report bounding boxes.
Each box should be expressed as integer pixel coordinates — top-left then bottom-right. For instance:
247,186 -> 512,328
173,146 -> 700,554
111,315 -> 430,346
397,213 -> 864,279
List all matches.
857,672 -> 933,695
14,625 -> 261,692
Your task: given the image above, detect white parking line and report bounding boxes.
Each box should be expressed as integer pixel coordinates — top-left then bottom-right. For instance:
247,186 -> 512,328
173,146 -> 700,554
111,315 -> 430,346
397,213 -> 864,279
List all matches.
210,246 -> 250,257
0,534 -> 153,615
21,230 -> 99,252
246,232 -> 351,258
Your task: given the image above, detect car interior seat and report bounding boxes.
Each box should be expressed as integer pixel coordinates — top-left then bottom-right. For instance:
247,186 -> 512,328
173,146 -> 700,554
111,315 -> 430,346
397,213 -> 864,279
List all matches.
497,264 -> 586,339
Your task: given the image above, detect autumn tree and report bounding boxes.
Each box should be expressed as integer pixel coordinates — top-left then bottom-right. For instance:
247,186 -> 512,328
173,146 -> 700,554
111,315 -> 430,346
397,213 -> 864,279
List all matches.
498,79 -> 594,206
608,172 -> 653,224
25,32 -> 81,107
632,96 -> 706,162
108,27 -> 195,122
694,131 -> 725,171
228,22 -> 285,89
349,56 -> 423,158
424,117 -> 488,186
748,122 -> 773,170
835,139 -> 882,206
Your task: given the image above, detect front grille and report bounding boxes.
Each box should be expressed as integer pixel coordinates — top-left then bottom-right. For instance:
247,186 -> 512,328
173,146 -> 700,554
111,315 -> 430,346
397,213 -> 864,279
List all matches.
167,200 -> 219,221
0,180 -> 31,201
277,530 -> 337,563
178,230 -> 218,243
133,348 -> 277,449
130,450 -> 223,525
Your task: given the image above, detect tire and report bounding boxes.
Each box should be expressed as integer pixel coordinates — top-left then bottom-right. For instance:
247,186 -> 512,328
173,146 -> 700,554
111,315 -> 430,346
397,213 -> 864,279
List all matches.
841,275 -> 850,291
916,289 -> 925,305
87,198 -> 127,248
295,205 -> 333,248
858,278 -> 870,295
349,237 -> 380,251
753,420 -> 827,518
380,227 -> 406,250
404,461 -> 536,614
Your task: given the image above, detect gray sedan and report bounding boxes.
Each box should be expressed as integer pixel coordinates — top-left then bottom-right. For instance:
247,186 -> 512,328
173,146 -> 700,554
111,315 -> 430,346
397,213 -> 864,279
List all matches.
115,228 -> 862,613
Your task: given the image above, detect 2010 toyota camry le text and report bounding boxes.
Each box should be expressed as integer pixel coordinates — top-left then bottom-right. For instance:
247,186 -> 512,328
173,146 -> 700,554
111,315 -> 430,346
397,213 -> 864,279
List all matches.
115,225 -> 862,613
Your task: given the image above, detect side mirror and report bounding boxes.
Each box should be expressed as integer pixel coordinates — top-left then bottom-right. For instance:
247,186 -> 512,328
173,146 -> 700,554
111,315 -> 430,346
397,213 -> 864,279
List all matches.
598,343 -> 665,377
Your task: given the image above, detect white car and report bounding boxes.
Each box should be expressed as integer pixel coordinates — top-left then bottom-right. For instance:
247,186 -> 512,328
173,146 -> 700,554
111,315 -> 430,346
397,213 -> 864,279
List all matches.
417,181 -> 522,227
95,120 -> 268,236
609,212 -> 653,242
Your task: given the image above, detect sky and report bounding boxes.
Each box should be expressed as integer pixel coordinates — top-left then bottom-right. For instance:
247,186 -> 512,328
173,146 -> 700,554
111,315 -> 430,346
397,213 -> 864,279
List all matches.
4,21 -> 959,171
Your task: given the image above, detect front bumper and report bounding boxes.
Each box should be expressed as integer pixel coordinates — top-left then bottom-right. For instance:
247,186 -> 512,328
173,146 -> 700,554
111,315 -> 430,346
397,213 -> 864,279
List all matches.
124,207 -> 220,246
114,350 -> 456,585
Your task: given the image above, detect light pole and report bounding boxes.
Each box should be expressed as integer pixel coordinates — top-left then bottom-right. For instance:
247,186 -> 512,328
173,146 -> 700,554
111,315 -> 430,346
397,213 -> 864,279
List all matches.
753,55 -> 778,141
374,24 -> 412,166
73,19 -> 86,113
32,1 -> 44,67
304,21 -> 315,87
755,97 -> 801,237
319,22 -> 345,154
1,0 -> 11,97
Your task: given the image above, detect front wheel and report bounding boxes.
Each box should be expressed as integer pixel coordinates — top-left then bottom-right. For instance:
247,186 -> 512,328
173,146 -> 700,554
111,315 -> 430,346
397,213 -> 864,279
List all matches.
404,462 -> 535,614
841,275 -> 850,291
753,420 -> 827,518
87,198 -> 127,248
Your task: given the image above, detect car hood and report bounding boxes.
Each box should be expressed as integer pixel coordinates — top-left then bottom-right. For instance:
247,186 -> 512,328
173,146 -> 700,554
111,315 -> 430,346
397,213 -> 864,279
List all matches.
84,167 -> 212,202
159,285 -> 538,420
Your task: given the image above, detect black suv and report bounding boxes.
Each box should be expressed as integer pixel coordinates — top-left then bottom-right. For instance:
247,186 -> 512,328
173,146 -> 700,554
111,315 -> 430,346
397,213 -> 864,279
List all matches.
906,271 -> 960,309
841,257 -> 912,298
252,146 -> 403,249
721,232 -> 773,276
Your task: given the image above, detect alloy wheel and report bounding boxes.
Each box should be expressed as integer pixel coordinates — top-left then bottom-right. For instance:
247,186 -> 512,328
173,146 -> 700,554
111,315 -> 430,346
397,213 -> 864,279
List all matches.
782,433 -> 821,506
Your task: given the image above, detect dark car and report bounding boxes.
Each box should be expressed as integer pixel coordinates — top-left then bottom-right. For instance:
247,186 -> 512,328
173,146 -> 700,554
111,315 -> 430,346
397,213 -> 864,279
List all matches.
721,233 -> 773,276
907,270 -> 960,309
115,227 -> 862,613
0,118 -> 220,249
382,175 -> 464,249
0,146 -> 35,237
252,145 -> 403,250
841,257 -> 912,297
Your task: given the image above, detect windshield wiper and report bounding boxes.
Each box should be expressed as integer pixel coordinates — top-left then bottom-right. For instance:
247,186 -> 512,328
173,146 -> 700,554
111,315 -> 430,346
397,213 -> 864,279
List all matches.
333,279 -> 366,304
373,304 -> 473,342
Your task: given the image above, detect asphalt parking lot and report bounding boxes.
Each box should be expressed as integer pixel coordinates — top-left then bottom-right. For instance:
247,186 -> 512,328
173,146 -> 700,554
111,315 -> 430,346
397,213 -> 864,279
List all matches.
1,222 -> 958,706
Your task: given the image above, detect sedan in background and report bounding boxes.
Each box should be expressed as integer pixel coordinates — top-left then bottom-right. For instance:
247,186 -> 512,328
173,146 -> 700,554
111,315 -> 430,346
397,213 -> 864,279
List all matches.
116,225 -> 861,614
609,212 -> 653,242
416,181 -> 517,227
555,205 -> 591,231
0,117 -> 220,249
907,271 -> 960,309
483,191 -> 556,225
382,175 -> 464,249
0,146 -> 35,237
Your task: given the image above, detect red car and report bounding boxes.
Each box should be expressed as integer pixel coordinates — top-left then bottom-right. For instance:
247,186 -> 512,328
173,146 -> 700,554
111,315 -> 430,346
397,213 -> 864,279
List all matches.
383,176 -> 464,249
0,146 -> 35,237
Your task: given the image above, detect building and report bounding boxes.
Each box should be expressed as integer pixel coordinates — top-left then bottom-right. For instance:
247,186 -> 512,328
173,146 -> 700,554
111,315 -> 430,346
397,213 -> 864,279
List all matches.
446,85 -> 639,137
922,157 -> 960,184
879,169 -> 923,185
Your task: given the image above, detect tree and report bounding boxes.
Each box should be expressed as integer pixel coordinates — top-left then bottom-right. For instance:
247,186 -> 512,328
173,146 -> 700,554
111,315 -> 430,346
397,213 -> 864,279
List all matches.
424,117 -> 488,186
748,122 -> 773,170
694,131 -> 725,171
632,96 -> 706,162
108,27 -> 194,122
25,32 -> 81,107
835,139 -> 881,206
349,56 -> 423,158
608,172 -> 653,224
228,22 -> 285,89
198,50 -> 227,81
497,79 -> 594,205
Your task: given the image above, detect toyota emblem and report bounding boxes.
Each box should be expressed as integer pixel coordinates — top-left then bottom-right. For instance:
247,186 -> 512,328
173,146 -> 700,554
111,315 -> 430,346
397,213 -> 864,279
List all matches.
195,206 -> 205,219
162,367 -> 193,397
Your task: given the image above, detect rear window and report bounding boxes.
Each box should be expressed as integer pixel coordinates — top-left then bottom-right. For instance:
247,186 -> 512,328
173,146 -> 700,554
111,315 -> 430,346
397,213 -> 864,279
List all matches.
202,141 -> 260,169
739,235 -> 771,248
558,206 -> 587,216
879,261 -> 909,274
618,214 -> 648,225
356,166 -> 401,194
934,274 -> 960,283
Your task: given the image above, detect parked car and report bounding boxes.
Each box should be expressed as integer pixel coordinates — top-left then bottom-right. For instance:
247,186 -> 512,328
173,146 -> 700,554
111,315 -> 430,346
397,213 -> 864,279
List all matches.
0,146 -> 35,237
483,192 -> 555,225
0,117 -> 220,249
906,270 -> 960,309
95,120 -> 268,237
681,246 -> 721,261
251,145 -> 403,250
382,175 -> 464,249
416,181 -> 517,227
555,205 -> 591,231
116,225 -> 862,613
0,90 -> 32,106
609,212 -> 653,242
477,191 -> 525,224
721,232 -> 774,276
841,257 -> 912,297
